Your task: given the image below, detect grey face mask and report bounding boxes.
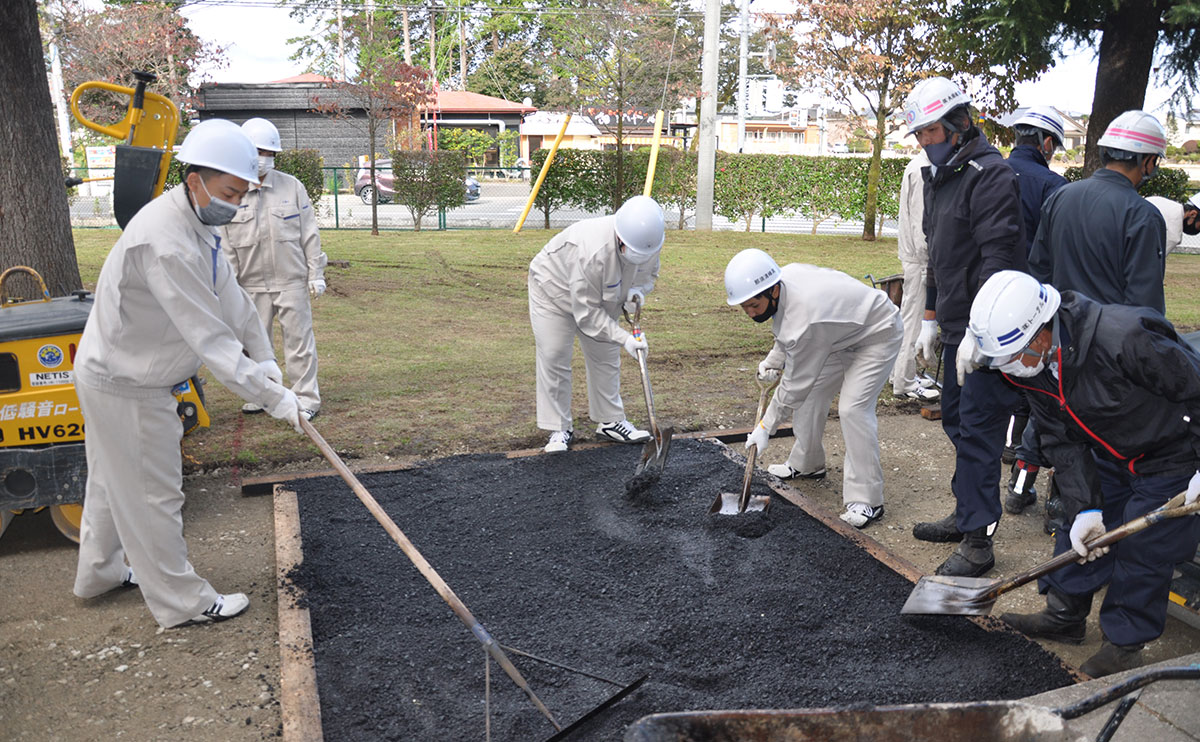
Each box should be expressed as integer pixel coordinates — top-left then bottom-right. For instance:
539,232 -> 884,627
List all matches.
193,177 -> 238,226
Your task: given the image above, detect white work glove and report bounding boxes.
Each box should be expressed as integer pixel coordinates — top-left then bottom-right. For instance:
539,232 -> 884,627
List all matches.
259,359 -> 283,385
1068,510 -> 1109,563
309,278 -> 326,298
623,288 -> 645,316
955,339 -> 986,386
1186,470 -> 1200,506
623,332 -> 648,358
757,359 -> 781,384
915,319 -> 938,367
745,421 -> 769,455
265,387 -> 303,434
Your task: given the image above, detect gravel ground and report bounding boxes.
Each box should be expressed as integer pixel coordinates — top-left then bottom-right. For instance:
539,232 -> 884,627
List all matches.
2,404 -> 1198,741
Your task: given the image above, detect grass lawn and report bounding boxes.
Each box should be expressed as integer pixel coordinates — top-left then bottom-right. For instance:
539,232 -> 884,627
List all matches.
70,228 -> 1200,471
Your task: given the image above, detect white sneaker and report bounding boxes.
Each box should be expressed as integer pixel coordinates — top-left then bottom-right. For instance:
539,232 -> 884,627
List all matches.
241,403 -> 264,414
840,502 -> 884,528
187,593 -> 249,625
121,567 -> 138,589
544,430 -> 573,453
767,464 -> 826,480
901,386 -> 940,401
917,375 -> 938,389
301,408 -> 318,421
596,420 -> 651,444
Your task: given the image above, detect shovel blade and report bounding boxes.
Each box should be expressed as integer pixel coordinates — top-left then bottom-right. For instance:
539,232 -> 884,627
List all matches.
900,575 -> 999,616
708,491 -> 771,515
634,426 -> 674,478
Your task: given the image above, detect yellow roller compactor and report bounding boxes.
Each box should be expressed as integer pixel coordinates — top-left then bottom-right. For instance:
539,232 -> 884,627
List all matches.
0,267 -> 209,543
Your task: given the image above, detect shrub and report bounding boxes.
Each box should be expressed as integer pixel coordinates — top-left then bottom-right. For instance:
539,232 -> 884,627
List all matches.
274,149 -> 325,205
388,149 -> 467,231
1065,165 -> 1190,201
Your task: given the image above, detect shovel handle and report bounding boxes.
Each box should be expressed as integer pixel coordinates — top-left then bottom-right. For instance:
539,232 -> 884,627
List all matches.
736,375 -> 780,513
623,304 -> 660,441
986,492 -> 1197,600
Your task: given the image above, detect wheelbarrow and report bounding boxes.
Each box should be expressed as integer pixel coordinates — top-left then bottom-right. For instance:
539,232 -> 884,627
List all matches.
623,665 -> 1200,742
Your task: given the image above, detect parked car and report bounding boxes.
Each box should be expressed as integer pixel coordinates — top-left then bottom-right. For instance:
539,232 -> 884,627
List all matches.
827,143 -> 849,154
354,159 -> 480,204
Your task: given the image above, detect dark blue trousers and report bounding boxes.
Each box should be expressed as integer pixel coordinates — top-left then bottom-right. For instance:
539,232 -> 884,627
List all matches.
1041,458 -> 1200,646
940,341 -> 1021,532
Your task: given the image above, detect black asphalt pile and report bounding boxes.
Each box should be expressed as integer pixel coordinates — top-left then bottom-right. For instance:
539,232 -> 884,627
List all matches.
288,439 -> 1075,741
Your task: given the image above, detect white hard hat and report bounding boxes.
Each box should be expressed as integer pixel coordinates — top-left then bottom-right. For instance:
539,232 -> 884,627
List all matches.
967,270 -> 1061,358
1186,191 -> 1200,211
177,119 -> 260,184
614,195 -> 665,264
241,117 -> 282,152
724,248 -> 782,305
1012,105 -> 1065,148
1096,110 -> 1167,157
902,77 -> 971,135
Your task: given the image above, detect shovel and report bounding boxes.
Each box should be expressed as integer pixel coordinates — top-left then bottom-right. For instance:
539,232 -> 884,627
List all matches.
624,301 -> 673,480
901,492 -> 1200,616
709,373 -> 780,515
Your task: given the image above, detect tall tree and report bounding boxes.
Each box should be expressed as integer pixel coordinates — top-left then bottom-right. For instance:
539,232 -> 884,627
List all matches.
776,0 -> 945,240
946,0 -> 1200,173
543,0 -> 700,207
311,12 -> 435,236
2,0 -> 80,295
51,0 -> 224,125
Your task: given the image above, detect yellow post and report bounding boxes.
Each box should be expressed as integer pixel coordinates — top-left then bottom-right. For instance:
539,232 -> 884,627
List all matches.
643,109 -> 665,197
514,113 -> 572,233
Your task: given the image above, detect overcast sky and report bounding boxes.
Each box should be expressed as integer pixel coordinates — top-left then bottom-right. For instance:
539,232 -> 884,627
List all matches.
179,1 -> 1180,118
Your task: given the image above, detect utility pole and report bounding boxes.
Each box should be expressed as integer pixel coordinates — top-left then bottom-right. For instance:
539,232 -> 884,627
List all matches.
429,1 -> 437,83
736,0 -> 749,152
695,0 -> 720,231
336,0 -> 345,80
458,10 -> 467,90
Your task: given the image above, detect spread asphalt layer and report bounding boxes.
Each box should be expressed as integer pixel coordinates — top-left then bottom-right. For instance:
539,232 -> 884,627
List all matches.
287,439 -> 1075,741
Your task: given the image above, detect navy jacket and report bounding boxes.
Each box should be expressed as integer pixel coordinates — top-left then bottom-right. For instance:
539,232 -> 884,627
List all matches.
1006,145 -> 1067,254
1028,168 -> 1167,314
1004,292 -> 1200,519
922,130 -> 1026,344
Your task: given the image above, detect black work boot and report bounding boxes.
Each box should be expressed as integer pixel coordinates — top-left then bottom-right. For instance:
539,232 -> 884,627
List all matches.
1044,478 -> 1069,536
1004,460 -> 1039,515
999,588 -> 1091,644
1079,637 -> 1145,678
934,526 -> 995,577
913,511 -> 963,543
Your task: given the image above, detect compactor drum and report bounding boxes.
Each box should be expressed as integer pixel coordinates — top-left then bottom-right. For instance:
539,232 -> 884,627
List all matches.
0,267 -> 208,542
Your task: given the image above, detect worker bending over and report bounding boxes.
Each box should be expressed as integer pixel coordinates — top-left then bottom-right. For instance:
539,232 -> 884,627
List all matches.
727,249 -> 902,528
965,270 -> 1200,677
72,120 -> 303,629
221,117 -> 327,420
528,195 -> 664,453
1147,191 -> 1200,256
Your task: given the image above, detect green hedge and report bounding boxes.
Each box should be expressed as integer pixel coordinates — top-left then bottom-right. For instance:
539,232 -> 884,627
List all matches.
531,149 -> 905,232
1064,165 -> 1190,201
274,149 -> 325,205
388,149 -> 467,231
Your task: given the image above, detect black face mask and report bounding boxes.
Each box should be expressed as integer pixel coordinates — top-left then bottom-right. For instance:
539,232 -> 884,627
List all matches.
751,291 -> 779,323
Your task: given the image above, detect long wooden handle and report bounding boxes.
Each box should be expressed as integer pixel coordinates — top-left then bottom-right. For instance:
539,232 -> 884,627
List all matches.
985,492 -> 1197,600
298,417 -> 561,730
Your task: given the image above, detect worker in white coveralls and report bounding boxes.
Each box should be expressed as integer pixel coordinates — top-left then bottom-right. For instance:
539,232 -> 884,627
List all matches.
221,117 -> 328,420
1147,191 -> 1200,256
727,249 -> 903,528
72,119 -> 303,628
890,147 -> 940,402
528,195 -> 664,453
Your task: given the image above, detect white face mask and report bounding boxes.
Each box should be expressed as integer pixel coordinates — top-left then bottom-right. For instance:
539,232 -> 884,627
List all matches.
257,155 -> 274,177
999,356 -> 1045,377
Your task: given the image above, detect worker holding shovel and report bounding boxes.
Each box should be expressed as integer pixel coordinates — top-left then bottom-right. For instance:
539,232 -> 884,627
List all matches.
725,249 -> 903,528
528,195 -> 665,454
962,270 -> 1200,677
